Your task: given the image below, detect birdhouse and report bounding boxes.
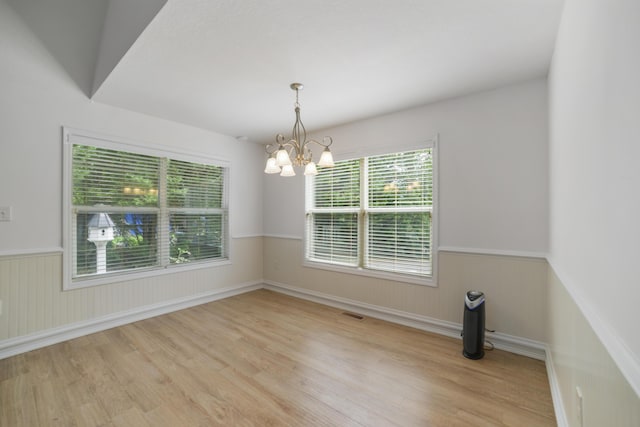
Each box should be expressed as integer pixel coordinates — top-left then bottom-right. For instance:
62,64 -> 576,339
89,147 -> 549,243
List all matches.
87,212 -> 115,242
87,213 -> 115,274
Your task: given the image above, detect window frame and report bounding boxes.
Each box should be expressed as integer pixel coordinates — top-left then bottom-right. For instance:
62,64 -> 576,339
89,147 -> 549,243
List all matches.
304,139 -> 438,287
62,127 -> 231,290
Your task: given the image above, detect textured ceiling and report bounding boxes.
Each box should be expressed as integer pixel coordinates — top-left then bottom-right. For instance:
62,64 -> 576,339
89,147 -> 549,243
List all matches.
91,0 -> 564,144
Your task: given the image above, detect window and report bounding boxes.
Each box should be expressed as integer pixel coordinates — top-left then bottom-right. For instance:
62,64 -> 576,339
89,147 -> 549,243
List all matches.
63,129 -> 228,288
305,144 -> 436,285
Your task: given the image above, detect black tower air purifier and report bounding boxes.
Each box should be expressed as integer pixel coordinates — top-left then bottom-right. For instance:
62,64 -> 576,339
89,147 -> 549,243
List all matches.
463,291 -> 486,360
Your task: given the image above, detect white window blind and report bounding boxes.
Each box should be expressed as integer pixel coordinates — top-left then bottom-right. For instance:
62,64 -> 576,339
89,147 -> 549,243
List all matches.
307,159 -> 360,266
366,150 -> 433,276
306,147 -> 435,282
72,145 -> 161,276
167,159 -> 227,262
68,139 -> 228,284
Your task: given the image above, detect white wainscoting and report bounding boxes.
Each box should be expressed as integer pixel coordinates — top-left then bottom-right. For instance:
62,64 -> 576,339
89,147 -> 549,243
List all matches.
264,280 -> 546,360
0,237 -> 265,353
0,281 -> 262,360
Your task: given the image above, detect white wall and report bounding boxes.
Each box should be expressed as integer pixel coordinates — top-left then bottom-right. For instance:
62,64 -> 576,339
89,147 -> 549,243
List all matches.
548,0 -> 640,397
263,79 -> 550,348
5,0 -> 109,96
0,0 -> 264,346
0,0 -> 264,253
264,78 -> 549,256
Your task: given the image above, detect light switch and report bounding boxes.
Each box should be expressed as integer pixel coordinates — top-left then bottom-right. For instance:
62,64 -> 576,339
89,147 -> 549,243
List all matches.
0,206 -> 12,221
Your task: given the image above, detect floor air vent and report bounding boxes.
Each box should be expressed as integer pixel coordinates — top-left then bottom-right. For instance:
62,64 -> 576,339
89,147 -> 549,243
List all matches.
342,312 -> 364,320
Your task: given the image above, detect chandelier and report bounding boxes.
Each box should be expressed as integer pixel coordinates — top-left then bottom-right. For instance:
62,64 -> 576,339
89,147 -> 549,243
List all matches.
264,83 -> 335,177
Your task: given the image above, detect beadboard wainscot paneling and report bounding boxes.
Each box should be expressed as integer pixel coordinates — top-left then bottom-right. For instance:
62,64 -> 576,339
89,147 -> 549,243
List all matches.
0,237 -> 263,356
263,236 -> 548,358
546,266 -> 640,427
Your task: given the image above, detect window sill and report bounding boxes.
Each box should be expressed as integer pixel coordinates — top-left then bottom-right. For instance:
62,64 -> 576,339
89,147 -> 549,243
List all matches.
64,258 -> 232,290
303,259 -> 437,287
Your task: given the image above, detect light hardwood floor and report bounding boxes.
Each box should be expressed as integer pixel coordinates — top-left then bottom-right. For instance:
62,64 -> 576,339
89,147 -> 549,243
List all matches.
0,290 -> 555,426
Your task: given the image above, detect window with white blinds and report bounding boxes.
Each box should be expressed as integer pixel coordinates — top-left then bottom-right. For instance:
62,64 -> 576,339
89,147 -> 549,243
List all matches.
366,150 -> 433,276
167,159 -> 227,262
67,136 -> 228,286
306,146 -> 436,283
306,159 -> 360,266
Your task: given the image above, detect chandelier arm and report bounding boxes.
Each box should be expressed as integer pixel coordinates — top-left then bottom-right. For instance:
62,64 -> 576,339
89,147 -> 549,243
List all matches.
265,143 -> 278,155
285,138 -> 301,152
303,136 -> 333,150
273,135 -> 299,150
286,144 -> 296,157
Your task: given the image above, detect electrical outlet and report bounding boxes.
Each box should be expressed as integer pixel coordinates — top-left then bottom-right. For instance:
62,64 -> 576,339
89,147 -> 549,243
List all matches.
576,386 -> 584,427
0,206 -> 12,221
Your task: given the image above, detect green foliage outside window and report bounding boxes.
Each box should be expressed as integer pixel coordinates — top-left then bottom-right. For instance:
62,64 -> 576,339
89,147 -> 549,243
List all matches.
72,144 -> 226,277
307,148 -> 434,278
368,150 -> 433,207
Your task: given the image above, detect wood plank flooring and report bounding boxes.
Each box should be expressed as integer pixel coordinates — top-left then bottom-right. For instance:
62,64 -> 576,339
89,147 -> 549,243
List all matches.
0,290 -> 556,426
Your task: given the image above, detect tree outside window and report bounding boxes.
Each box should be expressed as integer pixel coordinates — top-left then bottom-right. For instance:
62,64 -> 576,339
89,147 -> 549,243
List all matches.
306,147 -> 435,282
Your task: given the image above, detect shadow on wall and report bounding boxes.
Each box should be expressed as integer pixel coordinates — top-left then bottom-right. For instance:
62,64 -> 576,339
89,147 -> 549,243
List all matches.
6,0 -> 109,96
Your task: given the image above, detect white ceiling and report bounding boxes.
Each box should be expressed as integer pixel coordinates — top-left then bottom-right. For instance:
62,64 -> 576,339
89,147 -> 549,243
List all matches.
91,0 -> 565,144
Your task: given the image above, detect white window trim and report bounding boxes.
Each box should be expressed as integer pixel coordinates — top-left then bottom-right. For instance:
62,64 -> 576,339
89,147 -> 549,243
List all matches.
62,127 -> 231,290
303,137 -> 438,287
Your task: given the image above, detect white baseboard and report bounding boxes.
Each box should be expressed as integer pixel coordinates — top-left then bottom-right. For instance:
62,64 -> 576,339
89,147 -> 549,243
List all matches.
0,278 -> 547,362
0,281 -> 262,360
545,345 -> 569,427
0,278 -> 564,426
263,280 -> 546,361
